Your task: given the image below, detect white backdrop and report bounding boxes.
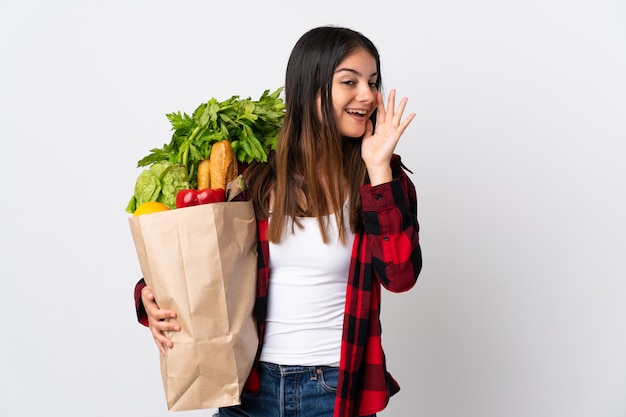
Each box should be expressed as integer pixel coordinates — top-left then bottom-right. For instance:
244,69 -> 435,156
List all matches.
1,1 -> 625,416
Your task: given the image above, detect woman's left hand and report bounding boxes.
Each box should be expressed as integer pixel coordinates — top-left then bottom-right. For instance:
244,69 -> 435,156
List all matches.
362,89 -> 415,185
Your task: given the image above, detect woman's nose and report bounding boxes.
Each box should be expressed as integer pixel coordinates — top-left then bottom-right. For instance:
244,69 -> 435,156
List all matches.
357,83 -> 376,103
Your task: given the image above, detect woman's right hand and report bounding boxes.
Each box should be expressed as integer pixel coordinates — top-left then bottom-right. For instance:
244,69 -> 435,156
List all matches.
141,285 -> 180,355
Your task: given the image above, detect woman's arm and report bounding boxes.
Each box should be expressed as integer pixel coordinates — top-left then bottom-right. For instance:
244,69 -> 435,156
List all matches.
359,154 -> 422,292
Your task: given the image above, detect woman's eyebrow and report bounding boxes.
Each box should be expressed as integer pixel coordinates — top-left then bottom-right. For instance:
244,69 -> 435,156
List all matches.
334,68 -> 378,78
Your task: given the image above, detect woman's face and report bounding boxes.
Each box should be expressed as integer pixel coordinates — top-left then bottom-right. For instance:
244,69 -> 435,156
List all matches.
330,47 -> 378,138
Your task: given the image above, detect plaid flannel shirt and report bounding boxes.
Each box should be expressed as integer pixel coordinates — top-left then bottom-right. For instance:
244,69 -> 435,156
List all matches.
134,154 -> 422,417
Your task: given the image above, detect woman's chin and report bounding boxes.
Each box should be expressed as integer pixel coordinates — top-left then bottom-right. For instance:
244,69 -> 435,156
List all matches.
341,129 -> 366,139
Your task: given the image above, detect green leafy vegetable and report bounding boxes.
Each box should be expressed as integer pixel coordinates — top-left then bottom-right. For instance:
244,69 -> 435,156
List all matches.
136,87 -> 285,189
125,161 -> 190,213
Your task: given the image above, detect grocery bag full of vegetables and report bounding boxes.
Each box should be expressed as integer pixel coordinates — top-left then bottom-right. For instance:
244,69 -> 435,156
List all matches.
127,88 -> 284,411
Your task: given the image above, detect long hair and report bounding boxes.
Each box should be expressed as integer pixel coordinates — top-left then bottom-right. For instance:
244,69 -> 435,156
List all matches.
246,26 -> 382,244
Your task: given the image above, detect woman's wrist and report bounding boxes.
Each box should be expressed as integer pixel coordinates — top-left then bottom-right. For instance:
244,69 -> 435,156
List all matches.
367,165 -> 392,186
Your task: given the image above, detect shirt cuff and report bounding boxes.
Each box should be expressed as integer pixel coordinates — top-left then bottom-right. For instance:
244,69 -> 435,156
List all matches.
134,278 -> 149,327
360,179 -> 405,211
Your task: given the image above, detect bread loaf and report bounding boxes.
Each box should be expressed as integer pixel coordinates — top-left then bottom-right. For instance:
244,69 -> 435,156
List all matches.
208,140 -> 238,190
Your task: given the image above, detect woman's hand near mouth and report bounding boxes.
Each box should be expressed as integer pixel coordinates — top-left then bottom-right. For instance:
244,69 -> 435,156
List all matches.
361,89 -> 415,186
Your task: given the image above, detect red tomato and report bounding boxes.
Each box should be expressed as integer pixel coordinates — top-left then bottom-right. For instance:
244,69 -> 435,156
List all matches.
197,188 -> 225,204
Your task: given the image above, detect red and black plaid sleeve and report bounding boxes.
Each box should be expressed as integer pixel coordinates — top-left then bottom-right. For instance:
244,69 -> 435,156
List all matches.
360,156 -> 421,292
335,154 -> 422,417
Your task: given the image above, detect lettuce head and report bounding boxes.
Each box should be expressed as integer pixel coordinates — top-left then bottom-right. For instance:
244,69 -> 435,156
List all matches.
125,161 -> 189,213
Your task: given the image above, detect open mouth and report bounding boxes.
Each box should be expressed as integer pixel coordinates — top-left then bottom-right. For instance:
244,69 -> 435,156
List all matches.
346,108 -> 368,119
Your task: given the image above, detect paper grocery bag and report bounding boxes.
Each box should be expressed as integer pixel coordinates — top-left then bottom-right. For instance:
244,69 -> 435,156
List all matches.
128,201 -> 259,411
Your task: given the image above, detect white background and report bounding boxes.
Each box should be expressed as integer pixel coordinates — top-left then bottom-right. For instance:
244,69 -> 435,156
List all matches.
1,1 -> 625,416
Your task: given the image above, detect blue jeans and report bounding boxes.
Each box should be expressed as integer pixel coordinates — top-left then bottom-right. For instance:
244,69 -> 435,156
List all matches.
216,362 -> 375,417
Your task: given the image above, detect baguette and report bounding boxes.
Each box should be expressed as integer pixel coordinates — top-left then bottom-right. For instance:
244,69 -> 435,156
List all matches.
209,140 -> 238,190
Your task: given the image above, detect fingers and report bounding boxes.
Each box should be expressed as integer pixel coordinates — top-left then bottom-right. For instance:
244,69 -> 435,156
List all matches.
395,100 -> 415,135
151,327 -> 171,356
400,111 -> 416,133
376,89 -> 414,131
375,89 -> 396,122
386,89 -> 397,118
142,286 -> 177,321
150,320 -> 179,355
148,314 -> 180,356
387,89 -> 413,126
140,285 -> 155,304
141,285 -> 180,356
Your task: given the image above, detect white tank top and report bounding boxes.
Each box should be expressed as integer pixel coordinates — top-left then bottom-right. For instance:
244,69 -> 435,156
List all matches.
261,204 -> 355,366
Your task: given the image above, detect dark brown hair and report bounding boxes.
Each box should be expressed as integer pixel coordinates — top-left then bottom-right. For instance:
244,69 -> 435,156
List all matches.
246,26 -> 382,244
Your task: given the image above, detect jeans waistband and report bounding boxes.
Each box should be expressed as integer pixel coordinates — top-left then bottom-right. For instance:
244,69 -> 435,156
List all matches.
259,361 -> 338,377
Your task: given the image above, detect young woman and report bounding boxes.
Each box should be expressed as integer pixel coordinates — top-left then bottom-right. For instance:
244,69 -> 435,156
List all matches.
134,26 -> 422,417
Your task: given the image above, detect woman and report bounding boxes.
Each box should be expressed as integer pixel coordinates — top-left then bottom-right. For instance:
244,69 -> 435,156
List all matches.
135,25 -> 422,417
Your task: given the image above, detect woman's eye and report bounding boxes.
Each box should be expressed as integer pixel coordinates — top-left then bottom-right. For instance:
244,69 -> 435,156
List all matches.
369,82 -> 378,89
342,80 -> 356,86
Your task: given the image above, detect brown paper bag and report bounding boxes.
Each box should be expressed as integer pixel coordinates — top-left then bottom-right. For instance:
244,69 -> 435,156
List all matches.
128,201 -> 258,411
